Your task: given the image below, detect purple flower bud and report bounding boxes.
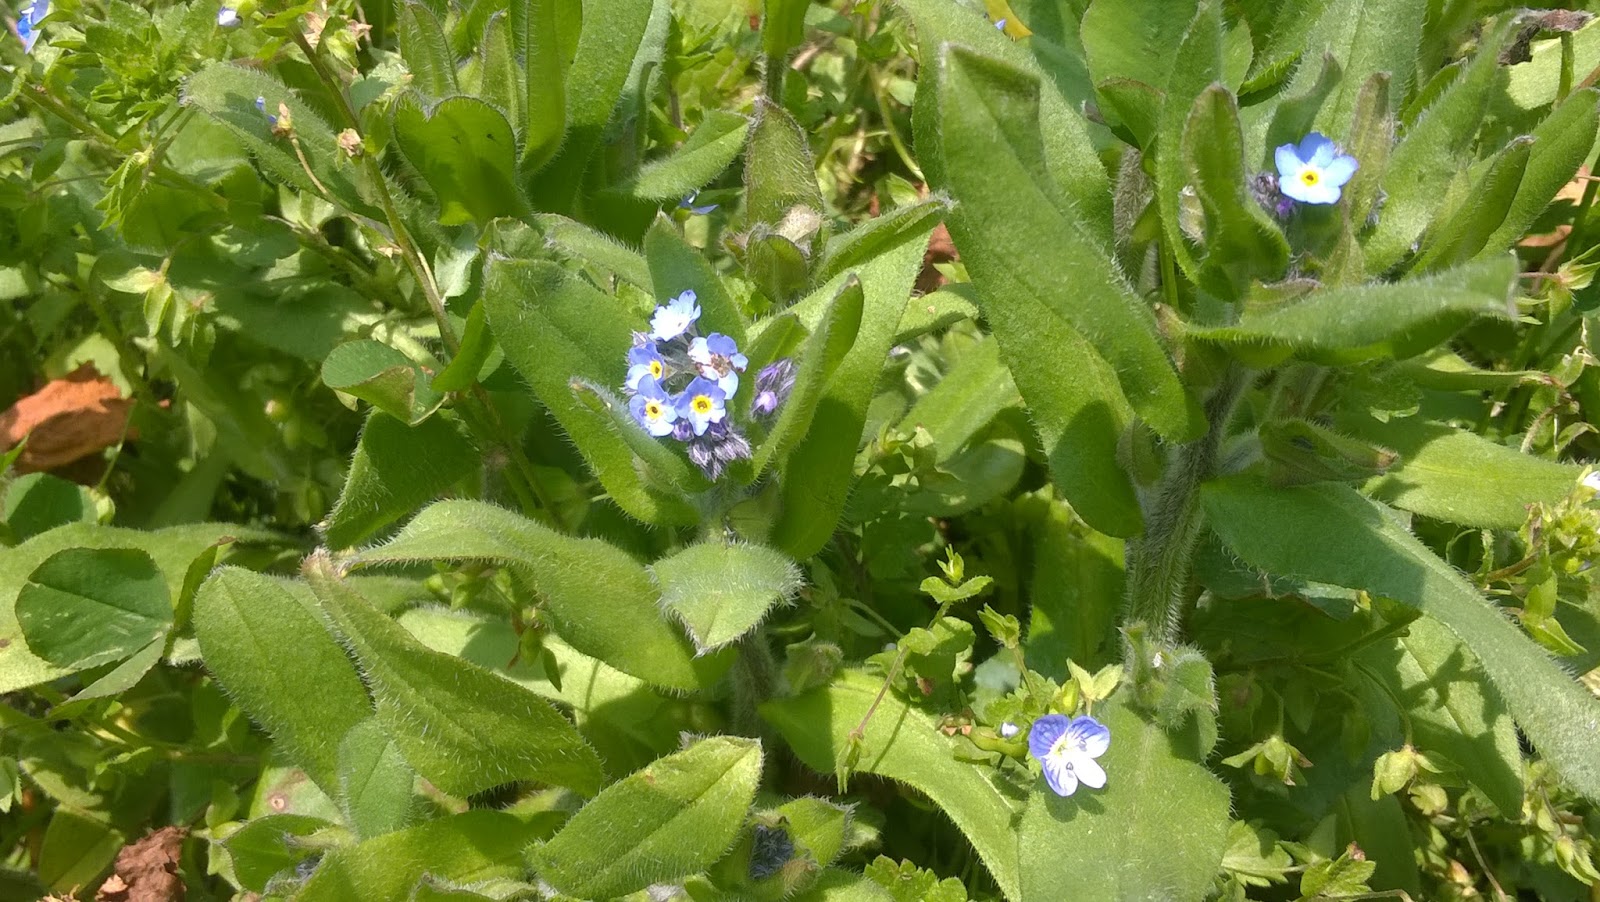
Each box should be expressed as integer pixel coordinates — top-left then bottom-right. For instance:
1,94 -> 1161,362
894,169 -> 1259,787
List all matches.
672,420 -> 694,442
750,358 -> 796,420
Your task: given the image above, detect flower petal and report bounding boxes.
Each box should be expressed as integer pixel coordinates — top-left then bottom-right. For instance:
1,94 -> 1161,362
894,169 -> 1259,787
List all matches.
1067,715 -> 1111,757
1300,181 -> 1343,205
1073,755 -> 1107,790
1322,154 -> 1358,187
1279,175 -> 1317,204
1042,758 -> 1079,797
1273,144 -> 1303,180
1028,714 -> 1070,760
1298,132 -> 1336,167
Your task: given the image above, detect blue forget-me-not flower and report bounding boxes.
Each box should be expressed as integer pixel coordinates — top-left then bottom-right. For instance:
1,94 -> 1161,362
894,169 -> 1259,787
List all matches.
678,376 -> 727,436
1029,713 -> 1110,797
217,6 -> 240,26
650,290 -> 701,341
690,333 -> 748,398
1274,133 -> 1358,205
629,377 -> 679,437
679,191 -> 718,215
627,341 -> 668,391
16,0 -> 48,52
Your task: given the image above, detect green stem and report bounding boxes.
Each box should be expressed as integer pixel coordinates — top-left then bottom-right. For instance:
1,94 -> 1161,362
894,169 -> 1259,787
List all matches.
1123,365 -> 1251,647
731,627 -> 780,738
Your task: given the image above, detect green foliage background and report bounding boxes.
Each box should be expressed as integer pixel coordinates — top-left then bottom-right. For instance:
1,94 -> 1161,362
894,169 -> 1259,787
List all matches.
3,0 -> 1600,899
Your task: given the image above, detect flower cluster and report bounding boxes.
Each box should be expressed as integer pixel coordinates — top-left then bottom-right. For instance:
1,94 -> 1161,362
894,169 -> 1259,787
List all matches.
1028,713 -> 1110,797
16,0 -> 48,52
625,291 -> 794,479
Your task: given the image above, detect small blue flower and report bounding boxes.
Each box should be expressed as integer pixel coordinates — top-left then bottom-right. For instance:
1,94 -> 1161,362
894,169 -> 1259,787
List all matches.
255,95 -> 279,127
748,824 -> 794,880
16,0 -> 48,52
677,376 -> 726,436
679,191 -> 718,215
626,341 -> 668,392
999,721 -> 1020,739
1274,133 -> 1358,205
217,6 -> 240,26
650,290 -> 700,341
994,17 -> 1006,30
628,376 -> 679,437
750,358 -> 796,419
1028,713 -> 1109,797
689,332 -> 748,398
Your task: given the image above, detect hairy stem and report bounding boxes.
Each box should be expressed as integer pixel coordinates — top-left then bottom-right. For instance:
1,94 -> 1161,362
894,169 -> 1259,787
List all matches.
1123,365 -> 1251,647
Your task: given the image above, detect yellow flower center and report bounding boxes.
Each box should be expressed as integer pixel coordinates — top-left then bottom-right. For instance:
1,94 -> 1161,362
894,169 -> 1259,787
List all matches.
645,402 -> 663,418
649,360 -> 663,379
692,395 -> 713,414
1299,169 -> 1320,187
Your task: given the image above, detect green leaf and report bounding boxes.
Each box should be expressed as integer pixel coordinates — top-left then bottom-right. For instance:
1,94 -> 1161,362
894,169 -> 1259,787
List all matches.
337,718 -> 416,839
1478,88 -> 1600,260
182,63 -> 373,215
324,410 -> 478,550
1080,0 -> 1196,119
1342,415 -> 1579,528
1018,701 -> 1231,901
926,43 -> 1203,443
525,0 -> 657,210
321,339 -> 444,426
745,229 -> 813,305
817,196 -> 948,285
397,1 -> 459,98
305,558 -> 605,799
644,215 -> 746,343
1201,476 -> 1600,803
1410,137 -> 1532,274
1285,0 -> 1425,132
531,737 -> 764,899
752,278 -> 863,476
353,500 -> 728,690
762,0 -> 811,62
37,807 -> 121,894
393,95 -> 526,227
431,298 -> 496,393
224,814 -> 328,892
193,567 -> 372,792
526,213 -> 653,289
472,13 -> 522,131
1184,85 -> 1290,299
514,0 -> 574,172
2,473 -> 94,544
770,226 -> 932,559
1026,502 -> 1126,674
300,810 -> 540,901
899,338 -> 1020,459
482,256 -> 699,525
745,97 -> 827,228
613,110 -> 748,202
16,548 -> 171,670
1356,616 -> 1524,817
762,670 -> 1022,900
652,542 -> 802,653
1362,22 -> 1512,274
1188,255 -> 1517,366
1154,0 -> 1222,285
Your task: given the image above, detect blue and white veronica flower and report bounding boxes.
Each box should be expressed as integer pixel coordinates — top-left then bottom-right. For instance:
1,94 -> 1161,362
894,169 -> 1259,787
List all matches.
650,290 -> 701,341
1028,714 -> 1109,797
628,376 -> 679,437
16,0 -> 48,52
679,191 -> 718,215
677,376 -> 726,436
689,332 -> 748,398
217,6 -> 241,26
626,341 -> 668,392
1274,133 -> 1358,205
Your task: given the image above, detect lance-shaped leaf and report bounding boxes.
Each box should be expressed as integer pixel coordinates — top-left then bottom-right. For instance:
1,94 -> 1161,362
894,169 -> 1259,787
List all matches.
1341,414 -> 1580,529
483,256 -> 699,525
522,214 -> 653,289
652,542 -> 802,653
393,95 -> 526,227
1184,84 -> 1290,299
926,43 -> 1203,443
324,410 -> 478,550
305,556 -> 604,798
353,500 -> 728,690
1284,0 -> 1425,132
745,98 -> 827,228
1188,255 -> 1516,366
612,110 -> 749,203
472,13 -> 522,131
531,737 -> 764,899
1202,476 -> 1600,803
182,63 -> 374,216
1155,0 -> 1222,285
337,718 -> 417,840
527,0 -> 657,210
1477,88 -> 1600,260
763,670 -> 1022,899
396,2 -> 457,98
1018,701 -> 1231,901
817,196 -> 948,284
1355,616 -> 1525,817
193,567 -> 372,792
321,339 -> 443,426
512,0 -> 576,172
299,810 -> 541,901
1363,22 -> 1513,274
752,278 -> 863,476
16,548 -> 171,671
1410,137 -> 1531,273
1079,0 -> 1197,142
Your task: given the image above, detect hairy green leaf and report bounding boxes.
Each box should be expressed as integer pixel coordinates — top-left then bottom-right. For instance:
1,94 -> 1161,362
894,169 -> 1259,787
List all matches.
16,548 -> 170,670
652,542 -> 802,652
393,96 -> 526,227
324,411 -> 478,550
299,810 -> 540,900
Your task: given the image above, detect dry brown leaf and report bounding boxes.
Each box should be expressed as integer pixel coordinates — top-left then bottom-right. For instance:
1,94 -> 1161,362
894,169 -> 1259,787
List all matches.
0,363 -> 134,474
94,825 -> 185,902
